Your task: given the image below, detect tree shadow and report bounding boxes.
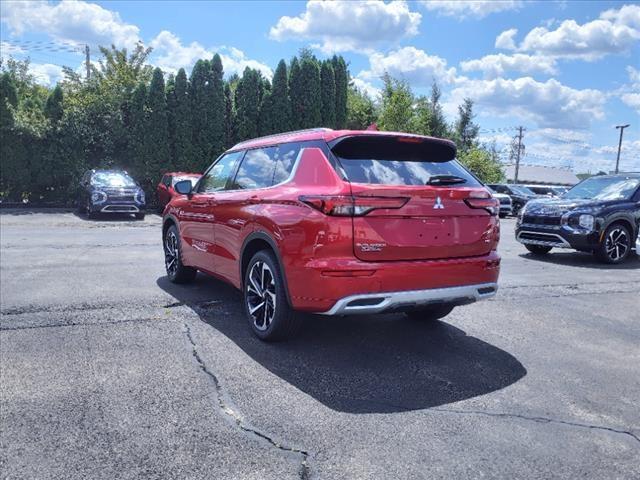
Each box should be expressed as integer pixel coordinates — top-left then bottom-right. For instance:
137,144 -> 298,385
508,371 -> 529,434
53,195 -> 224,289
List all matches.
519,251 -> 640,270
157,274 -> 527,414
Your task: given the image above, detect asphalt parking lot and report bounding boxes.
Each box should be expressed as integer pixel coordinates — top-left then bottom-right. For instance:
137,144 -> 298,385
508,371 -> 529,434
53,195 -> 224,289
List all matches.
1,210 -> 639,479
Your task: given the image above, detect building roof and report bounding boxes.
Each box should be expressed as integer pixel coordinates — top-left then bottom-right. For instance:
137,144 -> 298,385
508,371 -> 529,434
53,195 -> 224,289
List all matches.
504,164 -> 579,186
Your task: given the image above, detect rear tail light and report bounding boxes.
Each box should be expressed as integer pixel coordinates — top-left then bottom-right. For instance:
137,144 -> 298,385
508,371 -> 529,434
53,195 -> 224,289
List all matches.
299,195 -> 408,217
464,191 -> 499,215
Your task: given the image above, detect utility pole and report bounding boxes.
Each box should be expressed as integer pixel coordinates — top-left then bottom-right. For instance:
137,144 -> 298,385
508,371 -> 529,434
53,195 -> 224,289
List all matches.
85,44 -> 91,80
514,126 -> 525,183
614,124 -> 629,174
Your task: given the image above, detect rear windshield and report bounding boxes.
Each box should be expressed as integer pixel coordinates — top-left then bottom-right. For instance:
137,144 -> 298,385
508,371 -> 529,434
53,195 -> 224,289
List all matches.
331,134 -> 480,187
335,158 -> 480,187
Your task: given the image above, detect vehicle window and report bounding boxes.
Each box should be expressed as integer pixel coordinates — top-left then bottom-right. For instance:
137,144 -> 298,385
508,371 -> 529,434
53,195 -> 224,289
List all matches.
563,176 -> 640,201
198,152 -> 243,193
173,176 -> 199,187
231,147 -> 277,190
273,143 -> 301,184
91,172 -> 137,188
511,185 -> 535,196
162,175 -> 171,187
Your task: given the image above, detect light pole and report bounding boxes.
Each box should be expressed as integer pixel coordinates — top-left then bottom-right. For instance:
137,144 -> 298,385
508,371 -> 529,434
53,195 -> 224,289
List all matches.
614,124 -> 630,174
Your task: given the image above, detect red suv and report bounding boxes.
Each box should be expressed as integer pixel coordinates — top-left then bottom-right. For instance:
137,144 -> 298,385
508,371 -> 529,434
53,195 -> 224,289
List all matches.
156,172 -> 201,211
162,129 -> 500,340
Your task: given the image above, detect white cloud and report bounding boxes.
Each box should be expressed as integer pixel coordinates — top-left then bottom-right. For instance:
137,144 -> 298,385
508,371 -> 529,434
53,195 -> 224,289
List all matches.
360,46 -> 457,86
269,0 -> 421,53
150,31 -> 272,78
620,65 -> 640,112
496,4 -> 640,60
0,0 -> 140,48
460,53 -> 557,78
352,76 -> 381,99
29,62 -> 65,86
495,28 -> 518,50
451,76 -> 606,129
420,0 -> 522,19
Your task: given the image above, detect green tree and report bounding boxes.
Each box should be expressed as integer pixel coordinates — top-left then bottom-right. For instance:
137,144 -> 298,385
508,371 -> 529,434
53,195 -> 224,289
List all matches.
332,55 -> 348,128
224,82 -> 235,148
128,82 -> 148,180
234,67 -> 263,142
378,73 -> 413,132
146,67 -> 170,187
258,82 -> 274,136
270,60 -> 290,133
454,97 -> 479,153
189,59 -> 211,170
209,54 -> 226,158
458,147 -> 504,183
298,54 -> 322,128
345,83 -> 377,130
427,81 -> 449,138
411,96 -> 431,136
44,84 -> 64,124
320,61 -> 336,128
288,57 -> 303,130
170,68 -> 192,170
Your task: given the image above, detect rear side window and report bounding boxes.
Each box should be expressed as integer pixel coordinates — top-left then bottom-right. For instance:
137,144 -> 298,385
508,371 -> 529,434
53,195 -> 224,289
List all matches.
272,143 -> 301,184
232,147 -> 277,190
198,151 -> 243,193
331,135 -> 480,187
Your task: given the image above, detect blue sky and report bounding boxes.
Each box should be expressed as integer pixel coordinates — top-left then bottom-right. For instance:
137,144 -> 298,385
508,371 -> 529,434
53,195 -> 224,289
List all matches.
1,0 -> 639,173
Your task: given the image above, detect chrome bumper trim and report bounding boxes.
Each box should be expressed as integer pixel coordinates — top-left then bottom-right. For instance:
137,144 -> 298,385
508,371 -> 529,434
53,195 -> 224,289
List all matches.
101,205 -> 140,213
516,230 -> 571,248
320,282 -> 498,316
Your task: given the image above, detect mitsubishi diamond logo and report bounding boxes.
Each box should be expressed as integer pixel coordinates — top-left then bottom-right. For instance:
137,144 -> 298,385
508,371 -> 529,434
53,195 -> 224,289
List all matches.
433,196 -> 445,209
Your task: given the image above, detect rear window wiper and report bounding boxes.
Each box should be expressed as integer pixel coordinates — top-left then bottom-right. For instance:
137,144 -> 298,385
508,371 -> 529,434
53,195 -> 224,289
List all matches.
426,175 -> 467,186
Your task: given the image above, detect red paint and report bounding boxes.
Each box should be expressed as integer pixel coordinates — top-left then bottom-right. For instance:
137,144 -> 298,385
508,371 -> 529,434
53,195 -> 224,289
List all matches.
165,130 -> 500,313
156,172 -> 201,211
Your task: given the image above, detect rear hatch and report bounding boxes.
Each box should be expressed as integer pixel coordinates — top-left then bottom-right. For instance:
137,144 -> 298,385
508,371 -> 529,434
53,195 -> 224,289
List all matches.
330,134 -> 498,261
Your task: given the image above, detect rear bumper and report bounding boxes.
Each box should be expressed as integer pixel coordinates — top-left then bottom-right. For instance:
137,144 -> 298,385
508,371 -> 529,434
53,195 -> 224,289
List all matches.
321,282 -> 497,315
287,251 -> 501,313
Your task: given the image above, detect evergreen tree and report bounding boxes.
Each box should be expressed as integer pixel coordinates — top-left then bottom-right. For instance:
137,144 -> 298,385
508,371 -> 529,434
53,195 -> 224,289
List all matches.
165,74 -> 176,169
427,81 -> 449,138
234,67 -> 263,142
224,82 -> 235,148
189,59 -> 211,171
170,68 -> 192,171
209,54 -> 226,158
44,85 -> 63,124
378,73 -> 413,132
258,81 -> 274,136
129,82 -> 148,180
320,61 -> 336,128
288,57 -> 302,130
270,60 -> 290,133
299,54 -> 321,128
345,84 -> 376,130
454,98 -> 480,153
332,55 -> 348,128
411,96 -> 432,136
146,67 -> 170,182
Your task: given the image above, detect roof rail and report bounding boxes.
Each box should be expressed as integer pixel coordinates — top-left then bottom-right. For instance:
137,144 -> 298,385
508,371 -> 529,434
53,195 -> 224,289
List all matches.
232,128 -> 333,149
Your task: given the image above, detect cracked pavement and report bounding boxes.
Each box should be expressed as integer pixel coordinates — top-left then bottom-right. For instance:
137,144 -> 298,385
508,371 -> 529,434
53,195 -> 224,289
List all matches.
1,210 -> 639,479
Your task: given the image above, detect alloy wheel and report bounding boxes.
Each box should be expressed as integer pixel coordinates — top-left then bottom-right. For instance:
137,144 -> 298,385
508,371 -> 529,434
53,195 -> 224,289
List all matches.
165,231 -> 179,276
605,227 -> 629,261
246,261 -> 276,331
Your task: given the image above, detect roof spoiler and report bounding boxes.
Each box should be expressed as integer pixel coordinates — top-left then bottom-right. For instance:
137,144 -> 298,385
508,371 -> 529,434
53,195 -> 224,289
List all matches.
329,134 -> 457,162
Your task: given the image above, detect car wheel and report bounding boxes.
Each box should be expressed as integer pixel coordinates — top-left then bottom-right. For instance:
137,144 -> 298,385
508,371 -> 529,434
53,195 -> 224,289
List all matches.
135,212 -> 145,220
596,223 -> 632,264
525,245 -> 552,255
244,250 -> 299,341
164,225 -> 197,283
405,304 -> 454,322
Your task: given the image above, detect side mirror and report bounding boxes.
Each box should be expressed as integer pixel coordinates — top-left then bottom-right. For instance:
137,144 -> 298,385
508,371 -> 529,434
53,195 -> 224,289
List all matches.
174,180 -> 193,195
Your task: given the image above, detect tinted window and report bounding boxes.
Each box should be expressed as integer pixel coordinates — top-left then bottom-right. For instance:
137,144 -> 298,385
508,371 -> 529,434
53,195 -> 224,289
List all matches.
272,143 -> 301,184
198,152 -> 243,193
563,176 -> 640,201
91,172 -> 137,188
162,175 -> 171,187
336,158 -> 480,186
232,147 -> 277,190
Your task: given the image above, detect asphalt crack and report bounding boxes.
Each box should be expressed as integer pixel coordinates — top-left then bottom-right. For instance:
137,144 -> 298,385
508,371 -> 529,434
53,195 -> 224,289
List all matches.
431,407 -> 640,445
183,322 -> 310,480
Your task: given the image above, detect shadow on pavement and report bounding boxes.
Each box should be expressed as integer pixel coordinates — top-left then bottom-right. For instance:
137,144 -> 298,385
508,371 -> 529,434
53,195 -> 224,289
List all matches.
158,274 -> 527,414
519,251 -> 640,270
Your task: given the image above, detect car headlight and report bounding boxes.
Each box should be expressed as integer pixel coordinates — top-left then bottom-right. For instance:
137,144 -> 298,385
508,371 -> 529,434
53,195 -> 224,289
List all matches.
135,189 -> 145,205
91,191 -> 107,204
578,214 -> 594,230
561,211 -> 596,233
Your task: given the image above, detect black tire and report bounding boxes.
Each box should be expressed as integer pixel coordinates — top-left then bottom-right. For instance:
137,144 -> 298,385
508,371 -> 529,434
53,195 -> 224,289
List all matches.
525,244 -> 552,255
405,304 -> 455,322
243,250 -> 299,341
164,225 -> 197,283
595,223 -> 632,264
135,212 -> 146,220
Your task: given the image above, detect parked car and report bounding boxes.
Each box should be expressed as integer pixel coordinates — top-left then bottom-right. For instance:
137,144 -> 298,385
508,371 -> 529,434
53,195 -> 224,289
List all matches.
162,128 -> 501,341
78,169 -> 146,219
157,172 -> 201,212
487,183 -> 540,215
487,187 -> 513,217
516,173 -> 640,263
523,184 -> 571,198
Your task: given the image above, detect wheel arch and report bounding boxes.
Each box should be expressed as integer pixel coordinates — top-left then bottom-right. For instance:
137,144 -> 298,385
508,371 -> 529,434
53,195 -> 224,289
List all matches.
162,214 -> 178,239
240,231 -> 292,305
603,216 -> 635,240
